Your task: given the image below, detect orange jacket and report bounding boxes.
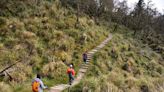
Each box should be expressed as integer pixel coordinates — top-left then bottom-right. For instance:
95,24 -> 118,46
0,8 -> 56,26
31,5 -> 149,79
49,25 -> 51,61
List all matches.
67,68 -> 75,76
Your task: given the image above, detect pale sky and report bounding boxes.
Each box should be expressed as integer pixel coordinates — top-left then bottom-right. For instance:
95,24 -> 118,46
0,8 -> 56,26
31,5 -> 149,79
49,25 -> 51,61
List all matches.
119,0 -> 164,13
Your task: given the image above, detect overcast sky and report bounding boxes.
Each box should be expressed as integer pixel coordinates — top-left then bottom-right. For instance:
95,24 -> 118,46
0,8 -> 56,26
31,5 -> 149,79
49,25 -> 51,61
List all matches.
119,0 -> 164,13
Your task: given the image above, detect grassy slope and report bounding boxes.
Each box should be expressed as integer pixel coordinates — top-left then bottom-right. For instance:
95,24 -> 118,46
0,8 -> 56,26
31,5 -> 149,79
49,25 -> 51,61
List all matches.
0,1 -> 110,92
69,26 -> 164,92
0,1 -> 163,92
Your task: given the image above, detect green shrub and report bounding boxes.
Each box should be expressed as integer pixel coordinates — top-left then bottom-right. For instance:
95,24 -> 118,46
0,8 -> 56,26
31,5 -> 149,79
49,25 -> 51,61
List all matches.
10,63 -> 32,83
87,19 -> 94,26
156,66 -> 163,74
55,20 -> 66,29
25,24 -> 38,34
82,77 -> 99,91
64,29 -> 80,40
54,51 -> 72,62
0,50 -> 19,66
0,17 -> 6,27
30,55 -> 42,67
48,36 -> 75,52
64,17 -> 76,29
42,62 -> 67,79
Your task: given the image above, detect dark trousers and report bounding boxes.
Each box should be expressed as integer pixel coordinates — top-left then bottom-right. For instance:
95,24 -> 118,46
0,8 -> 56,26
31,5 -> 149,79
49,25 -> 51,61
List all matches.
68,73 -> 74,85
83,59 -> 87,63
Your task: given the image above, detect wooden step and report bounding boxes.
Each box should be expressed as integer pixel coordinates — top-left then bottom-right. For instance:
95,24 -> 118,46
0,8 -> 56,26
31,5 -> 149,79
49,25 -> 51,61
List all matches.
79,69 -> 87,73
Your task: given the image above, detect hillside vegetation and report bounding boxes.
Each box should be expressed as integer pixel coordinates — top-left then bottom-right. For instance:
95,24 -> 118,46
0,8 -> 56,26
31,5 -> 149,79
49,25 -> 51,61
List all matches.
0,0 -> 109,92
68,27 -> 164,92
0,0 -> 163,92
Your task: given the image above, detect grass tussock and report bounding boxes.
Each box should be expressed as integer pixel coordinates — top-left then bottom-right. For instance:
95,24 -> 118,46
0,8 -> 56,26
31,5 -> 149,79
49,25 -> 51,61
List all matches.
0,82 -> 12,92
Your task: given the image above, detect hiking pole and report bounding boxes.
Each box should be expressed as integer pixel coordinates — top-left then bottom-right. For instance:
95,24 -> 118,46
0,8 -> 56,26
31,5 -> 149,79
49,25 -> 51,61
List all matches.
68,86 -> 71,92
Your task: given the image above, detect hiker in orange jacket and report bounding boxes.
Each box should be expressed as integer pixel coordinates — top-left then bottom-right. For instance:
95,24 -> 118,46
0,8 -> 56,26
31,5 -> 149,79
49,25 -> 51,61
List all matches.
32,74 -> 48,92
67,64 -> 75,85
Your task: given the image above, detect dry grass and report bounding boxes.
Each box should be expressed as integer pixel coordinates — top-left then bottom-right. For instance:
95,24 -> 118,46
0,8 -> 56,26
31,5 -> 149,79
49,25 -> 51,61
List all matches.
0,82 -> 12,92
70,30 -> 164,92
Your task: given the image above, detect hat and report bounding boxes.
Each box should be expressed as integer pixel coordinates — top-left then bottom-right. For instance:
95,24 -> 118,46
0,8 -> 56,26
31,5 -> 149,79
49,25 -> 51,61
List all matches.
69,64 -> 73,68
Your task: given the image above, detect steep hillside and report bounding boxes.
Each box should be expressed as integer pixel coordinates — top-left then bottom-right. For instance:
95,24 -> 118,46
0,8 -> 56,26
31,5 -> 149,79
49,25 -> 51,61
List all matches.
69,27 -> 164,92
0,0 -> 109,92
0,0 -> 163,92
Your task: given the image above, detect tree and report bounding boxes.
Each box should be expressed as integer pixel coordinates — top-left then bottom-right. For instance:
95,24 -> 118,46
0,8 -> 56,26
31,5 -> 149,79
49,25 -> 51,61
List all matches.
154,15 -> 164,34
131,0 -> 145,35
112,0 -> 129,24
98,0 -> 114,21
99,0 -> 114,14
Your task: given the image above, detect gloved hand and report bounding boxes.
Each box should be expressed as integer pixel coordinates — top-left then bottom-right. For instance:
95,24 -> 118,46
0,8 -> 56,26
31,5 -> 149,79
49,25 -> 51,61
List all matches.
44,86 -> 48,89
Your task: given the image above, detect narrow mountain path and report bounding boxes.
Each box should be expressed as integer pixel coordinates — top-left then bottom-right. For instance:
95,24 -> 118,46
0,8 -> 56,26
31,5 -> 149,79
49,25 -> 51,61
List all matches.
49,34 -> 113,92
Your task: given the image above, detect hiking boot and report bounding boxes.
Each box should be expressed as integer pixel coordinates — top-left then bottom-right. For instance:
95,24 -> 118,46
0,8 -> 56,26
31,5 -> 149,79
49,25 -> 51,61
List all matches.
69,83 -> 72,85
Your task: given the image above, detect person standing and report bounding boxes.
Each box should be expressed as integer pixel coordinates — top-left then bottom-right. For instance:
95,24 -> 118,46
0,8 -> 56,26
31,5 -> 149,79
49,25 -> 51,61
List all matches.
67,64 -> 75,85
32,74 -> 48,92
83,51 -> 88,63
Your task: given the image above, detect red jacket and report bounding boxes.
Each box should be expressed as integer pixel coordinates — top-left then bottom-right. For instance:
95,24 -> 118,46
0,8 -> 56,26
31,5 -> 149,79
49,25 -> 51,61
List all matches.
67,68 -> 75,76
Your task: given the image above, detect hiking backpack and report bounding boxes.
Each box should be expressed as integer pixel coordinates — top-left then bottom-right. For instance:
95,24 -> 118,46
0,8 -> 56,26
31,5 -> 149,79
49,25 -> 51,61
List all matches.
32,81 -> 40,92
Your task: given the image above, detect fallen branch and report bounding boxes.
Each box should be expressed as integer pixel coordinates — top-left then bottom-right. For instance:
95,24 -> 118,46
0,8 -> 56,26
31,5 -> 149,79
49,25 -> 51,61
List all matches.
0,46 -> 33,75
5,71 -> 13,81
0,60 -> 21,74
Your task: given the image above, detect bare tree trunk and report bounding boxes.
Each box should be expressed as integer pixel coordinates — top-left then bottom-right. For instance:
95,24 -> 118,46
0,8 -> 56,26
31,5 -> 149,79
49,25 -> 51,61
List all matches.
76,0 -> 80,24
75,0 -> 80,28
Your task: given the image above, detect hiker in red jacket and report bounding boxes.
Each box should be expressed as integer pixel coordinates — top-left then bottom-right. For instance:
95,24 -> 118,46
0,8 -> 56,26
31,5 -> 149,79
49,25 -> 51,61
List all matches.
67,64 -> 75,85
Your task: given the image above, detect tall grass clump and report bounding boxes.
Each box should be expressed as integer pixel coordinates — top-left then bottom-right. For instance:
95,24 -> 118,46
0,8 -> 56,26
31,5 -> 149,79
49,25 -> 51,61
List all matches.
0,82 -> 12,92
